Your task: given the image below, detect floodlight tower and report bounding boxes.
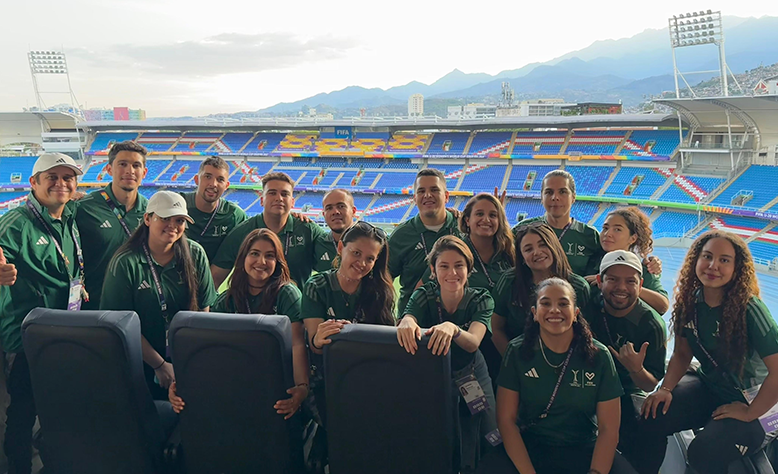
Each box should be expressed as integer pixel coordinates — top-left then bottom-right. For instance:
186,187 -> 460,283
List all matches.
27,50 -> 81,114
667,10 -> 742,98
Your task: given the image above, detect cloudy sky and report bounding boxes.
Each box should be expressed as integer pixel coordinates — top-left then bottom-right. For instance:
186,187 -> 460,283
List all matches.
0,0 -> 775,117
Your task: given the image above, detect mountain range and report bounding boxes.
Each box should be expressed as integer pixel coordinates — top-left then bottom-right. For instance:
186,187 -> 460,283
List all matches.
252,15 -> 778,116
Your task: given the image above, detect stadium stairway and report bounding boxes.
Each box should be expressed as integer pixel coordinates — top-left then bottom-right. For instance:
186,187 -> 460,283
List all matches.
747,223 -> 777,243
152,161 -> 176,183
598,165 -> 621,195
761,195 -> 778,212
650,169 -> 677,200
462,132 -> 476,156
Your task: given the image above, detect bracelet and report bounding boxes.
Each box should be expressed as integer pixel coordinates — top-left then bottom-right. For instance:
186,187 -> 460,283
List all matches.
152,360 -> 166,370
452,326 -> 462,339
659,385 -> 673,393
310,336 -> 322,351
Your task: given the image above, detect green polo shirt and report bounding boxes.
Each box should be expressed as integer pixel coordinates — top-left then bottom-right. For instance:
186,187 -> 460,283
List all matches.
100,238 -> 217,357
0,194 -> 81,353
314,231 -> 339,273
180,192 -> 247,262
212,283 -> 302,323
499,336 -> 623,447
402,282 -> 493,371
213,213 -> 326,288
513,216 -> 604,277
585,297 -> 667,395
464,237 -> 513,292
492,270 -> 591,341
681,294 -> 778,403
388,211 -> 461,318
641,262 -> 668,298
76,185 -> 148,309
302,270 -> 364,322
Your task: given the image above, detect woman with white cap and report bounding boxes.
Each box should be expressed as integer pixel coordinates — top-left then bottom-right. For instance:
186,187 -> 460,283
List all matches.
101,190 -> 217,399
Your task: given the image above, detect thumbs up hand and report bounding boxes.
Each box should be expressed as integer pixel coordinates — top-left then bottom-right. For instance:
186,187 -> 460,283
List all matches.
0,247 -> 17,286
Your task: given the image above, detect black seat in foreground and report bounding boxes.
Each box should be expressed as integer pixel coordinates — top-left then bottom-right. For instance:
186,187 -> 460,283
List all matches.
324,324 -> 455,474
21,309 -> 177,474
169,311 -> 301,474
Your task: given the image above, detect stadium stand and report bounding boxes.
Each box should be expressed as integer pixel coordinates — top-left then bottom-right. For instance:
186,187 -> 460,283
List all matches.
373,172 -> 418,191
512,131 -> 567,156
604,167 -> 667,198
621,130 -> 685,159
506,165 -> 558,192
468,132 -> 512,156
155,160 -> 202,183
565,166 -> 615,196
0,156 -> 37,185
86,132 -> 140,154
172,133 -> 222,153
749,238 -> 778,265
425,133 -> 469,156
651,211 -> 702,237
136,133 -> 182,154
276,134 -> 317,153
711,166 -> 778,209
459,165 -> 508,193
386,134 -> 428,154
350,132 -> 389,155
362,195 -> 413,221
566,130 -> 626,155
570,201 -> 600,224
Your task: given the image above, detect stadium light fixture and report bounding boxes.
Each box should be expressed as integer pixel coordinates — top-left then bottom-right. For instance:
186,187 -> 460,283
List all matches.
27,49 -> 81,114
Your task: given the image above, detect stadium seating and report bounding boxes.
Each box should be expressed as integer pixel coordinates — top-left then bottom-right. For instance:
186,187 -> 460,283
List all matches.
382,159 -> 417,170
651,211 -> 702,238
425,132 -> 469,156
565,166 -> 614,196
362,195 -> 412,221
701,215 -> 769,239
225,190 -> 260,210
566,130 -> 626,155
512,131 -> 567,156
591,204 -> 617,231
622,130 -> 685,159
431,164 -> 465,189
506,166 -> 557,193
749,239 -> 778,264
155,160 -> 202,184
459,165 -> 508,193
469,132 -> 512,156
373,172 -> 418,191
218,133 -> 255,154
604,167 -> 666,198
86,132 -> 139,154
505,198 -> 545,226
350,133 -> 389,155
659,174 -> 726,204
0,156 -> 37,185
570,201 -> 600,224
386,134 -> 428,154
172,133 -> 222,153
711,166 -> 778,209
136,133 -> 182,154
276,134 -> 317,153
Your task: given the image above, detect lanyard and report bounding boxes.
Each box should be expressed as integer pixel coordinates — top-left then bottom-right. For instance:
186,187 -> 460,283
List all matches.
141,242 -> 170,322
520,343 -> 574,431
420,233 -> 429,255
557,218 -> 575,241
200,207 -> 218,237
284,233 -> 291,257
692,312 -> 720,370
467,237 -> 495,288
100,191 -> 133,237
600,306 -> 616,346
26,201 -> 83,281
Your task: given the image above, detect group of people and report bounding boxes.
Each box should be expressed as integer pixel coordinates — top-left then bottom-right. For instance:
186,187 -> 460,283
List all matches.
0,141 -> 775,474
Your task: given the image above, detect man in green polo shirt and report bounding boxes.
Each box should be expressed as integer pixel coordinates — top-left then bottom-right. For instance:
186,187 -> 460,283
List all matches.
388,168 -> 461,318
76,141 -> 149,309
211,171 -> 326,288
314,188 -> 356,272
181,156 -> 247,261
513,169 -> 604,276
586,250 -> 666,468
0,153 -> 84,474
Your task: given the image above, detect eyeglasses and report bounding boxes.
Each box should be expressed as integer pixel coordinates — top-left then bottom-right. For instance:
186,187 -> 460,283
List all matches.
343,221 -> 387,241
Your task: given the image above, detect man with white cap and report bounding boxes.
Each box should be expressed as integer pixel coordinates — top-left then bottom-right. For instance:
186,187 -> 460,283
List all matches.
585,249 -> 667,471
100,190 -> 217,400
0,152 -> 84,474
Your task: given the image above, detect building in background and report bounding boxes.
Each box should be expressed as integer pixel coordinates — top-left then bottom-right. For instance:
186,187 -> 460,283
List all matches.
408,94 -> 424,117
83,107 -> 146,121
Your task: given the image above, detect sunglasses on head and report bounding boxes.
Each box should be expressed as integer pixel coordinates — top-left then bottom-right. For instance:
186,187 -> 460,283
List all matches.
343,221 -> 387,241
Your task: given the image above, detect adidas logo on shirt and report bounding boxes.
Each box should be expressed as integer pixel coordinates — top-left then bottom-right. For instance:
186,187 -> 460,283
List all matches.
36,236 -> 49,246
320,252 -> 330,261
415,242 -> 424,251
524,368 -> 539,378
137,280 -> 151,290
735,444 -> 748,455
100,220 -> 112,229
684,321 -> 696,330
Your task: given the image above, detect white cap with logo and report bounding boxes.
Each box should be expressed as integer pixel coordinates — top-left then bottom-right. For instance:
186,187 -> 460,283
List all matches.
32,153 -> 83,176
599,250 -> 643,276
146,191 -> 194,224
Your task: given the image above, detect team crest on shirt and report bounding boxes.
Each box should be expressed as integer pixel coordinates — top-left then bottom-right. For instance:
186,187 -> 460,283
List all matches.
566,243 -> 586,257
211,225 -> 229,237
584,371 -> 597,387
613,334 -> 625,348
570,369 -> 582,388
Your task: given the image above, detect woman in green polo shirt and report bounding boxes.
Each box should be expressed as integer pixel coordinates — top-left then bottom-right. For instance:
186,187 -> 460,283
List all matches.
397,235 -> 496,473
491,223 -> 591,356
634,230 -> 778,474
101,191 -> 217,400
168,228 -> 309,419
586,207 -> 668,314
477,277 -> 630,474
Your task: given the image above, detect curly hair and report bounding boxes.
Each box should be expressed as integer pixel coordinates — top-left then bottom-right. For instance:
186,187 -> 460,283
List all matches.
459,193 -> 516,267
520,277 -> 598,364
605,207 -> 654,259
671,230 -> 760,375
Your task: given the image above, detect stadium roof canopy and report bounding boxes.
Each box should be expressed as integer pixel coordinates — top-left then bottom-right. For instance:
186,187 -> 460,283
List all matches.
76,113 -> 681,133
0,111 -> 80,131
655,95 -> 778,150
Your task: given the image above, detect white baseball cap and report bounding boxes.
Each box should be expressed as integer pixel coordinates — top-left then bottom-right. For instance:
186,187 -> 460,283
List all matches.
599,250 -> 643,276
32,153 -> 83,176
146,191 -> 194,224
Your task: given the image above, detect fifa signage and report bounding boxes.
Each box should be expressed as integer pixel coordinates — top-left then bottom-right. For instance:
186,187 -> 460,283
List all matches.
335,127 -> 352,140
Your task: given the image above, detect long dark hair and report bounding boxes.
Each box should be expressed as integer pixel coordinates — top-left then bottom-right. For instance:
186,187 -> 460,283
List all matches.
227,228 -> 292,314
117,214 -> 199,311
459,193 -> 516,267
339,222 -> 395,326
520,277 -> 598,364
512,223 -> 572,312
671,230 -> 759,375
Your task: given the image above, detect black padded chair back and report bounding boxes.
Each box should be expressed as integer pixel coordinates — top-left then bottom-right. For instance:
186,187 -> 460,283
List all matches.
169,311 -> 298,474
324,324 -> 455,474
22,309 -> 167,474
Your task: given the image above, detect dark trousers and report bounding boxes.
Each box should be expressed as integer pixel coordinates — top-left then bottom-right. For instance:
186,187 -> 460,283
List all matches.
453,350 -> 498,472
628,374 -> 767,474
4,353 -> 36,474
475,437 -> 637,474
